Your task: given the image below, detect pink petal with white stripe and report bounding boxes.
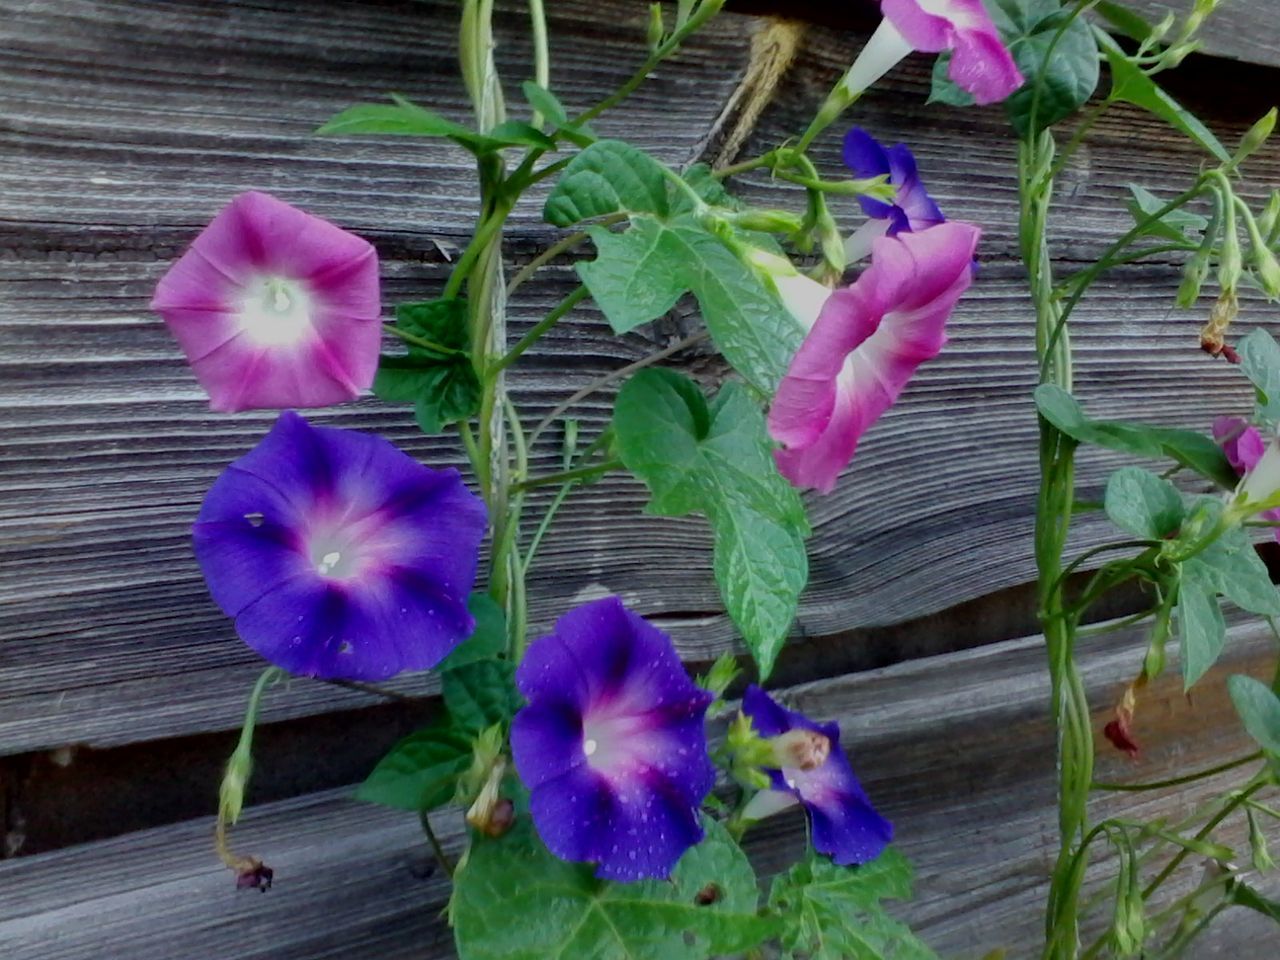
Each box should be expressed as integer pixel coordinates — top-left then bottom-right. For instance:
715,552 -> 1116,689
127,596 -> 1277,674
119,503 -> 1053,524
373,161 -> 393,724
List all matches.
152,191 -> 381,412
768,222 -> 981,493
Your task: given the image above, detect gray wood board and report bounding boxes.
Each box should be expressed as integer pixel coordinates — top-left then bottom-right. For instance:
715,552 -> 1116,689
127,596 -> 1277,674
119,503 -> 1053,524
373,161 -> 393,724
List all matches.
3,0 -> 1280,754
1,615 -> 1276,958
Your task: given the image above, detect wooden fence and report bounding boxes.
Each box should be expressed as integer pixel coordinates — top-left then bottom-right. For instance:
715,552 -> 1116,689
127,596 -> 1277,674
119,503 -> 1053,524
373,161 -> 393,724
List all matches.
1,0 -> 1278,956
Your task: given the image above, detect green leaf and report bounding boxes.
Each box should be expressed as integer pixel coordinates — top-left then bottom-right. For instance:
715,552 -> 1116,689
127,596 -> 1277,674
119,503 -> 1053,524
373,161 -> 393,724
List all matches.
1183,504 -> 1280,617
373,299 -> 481,435
1035,385 -> 1237,489
1097,32 -> 1230,163
442,658 -> 521,736
453,817 -> 775,960
546,141 -> 801,390
1104,467 -> 1184,539
520,81 -> 596,146
320,95 -> 557,154
1001,4 -> 1100,136
355,723 -> 473,812
614,369 -> 809,678
1094,1 -> 1157,43
1238,328 -> 1280,424
1231,882 -> 1280,923
767,848 -> 939,960
1177,562 -> 1227,689
1228,674 -> 1280,755
1126,185 -> 1209,243
578,220 -> 689,333
543,139 -> 670,226
439,593 -> 508,671
319,95 -> 475,140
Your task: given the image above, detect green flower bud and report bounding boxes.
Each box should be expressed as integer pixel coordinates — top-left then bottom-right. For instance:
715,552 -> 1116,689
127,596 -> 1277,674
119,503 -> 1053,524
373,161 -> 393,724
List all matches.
727,208 -> 806,234
1235,108 -> 1278,167
219,744 -> 252,826
697,653 -> 740,701
645,3 -> 664,51
1259,191 -> 1280,240
1248,808 -> 1275,872
1254,244 -> 1280,300
1177,249 -> 1209,308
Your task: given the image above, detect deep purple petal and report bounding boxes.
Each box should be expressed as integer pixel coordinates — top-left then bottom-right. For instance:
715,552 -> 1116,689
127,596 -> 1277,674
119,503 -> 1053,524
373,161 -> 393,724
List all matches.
843,128 -> 896,221
193,412 -> 486,680
513,596 -> 715,881
742,686 -> 892,866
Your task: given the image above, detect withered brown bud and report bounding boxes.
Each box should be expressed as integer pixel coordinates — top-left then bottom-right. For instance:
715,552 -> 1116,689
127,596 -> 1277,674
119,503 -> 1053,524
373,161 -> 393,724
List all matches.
481,798 -> 516,839
234,859 -> 274,892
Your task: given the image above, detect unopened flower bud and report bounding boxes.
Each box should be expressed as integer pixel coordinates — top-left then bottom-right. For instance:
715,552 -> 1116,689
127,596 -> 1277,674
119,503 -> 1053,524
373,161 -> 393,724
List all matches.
1235,108 -> 1277,166
1254,244 -> 1280,300
1248,808 -> 1275,872
645,3 -> 664,51
767,728 -> 831,771
728,209 -> 805,234
1259,192 -> 1280,240
697,653 -> 740,702
219,745 -> 252,826
465,757 -> 512,838
1177,249 -> 1209,308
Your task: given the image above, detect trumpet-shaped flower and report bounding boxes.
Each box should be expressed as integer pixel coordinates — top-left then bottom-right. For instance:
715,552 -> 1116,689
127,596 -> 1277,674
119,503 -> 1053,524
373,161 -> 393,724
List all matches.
769,221 -> 980,493
1213,416 -> 1266,475
843,127 -> 946,261
740,686 -> 892,866
842,1 -> 1022,106
510,596 -> 715,882
193,411 -> 486,680
152,191 -> 382,412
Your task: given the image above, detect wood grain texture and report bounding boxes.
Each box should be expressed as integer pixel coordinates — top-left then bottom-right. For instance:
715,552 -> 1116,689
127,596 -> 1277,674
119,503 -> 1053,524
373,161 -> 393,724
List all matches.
4,0 -> 1280,754
1,614 -> 1276,958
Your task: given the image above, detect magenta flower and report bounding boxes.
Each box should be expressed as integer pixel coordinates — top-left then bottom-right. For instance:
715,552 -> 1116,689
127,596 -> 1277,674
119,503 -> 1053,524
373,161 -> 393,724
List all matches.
193,411 -> 486,680
1213,416 -> 1266,475
843,127 -> 946,261
768,221 -> 980,493
510,597 -> 715,882
842,0 -> 1022,106
152,191 -> 382,412
740,686 -> 892,866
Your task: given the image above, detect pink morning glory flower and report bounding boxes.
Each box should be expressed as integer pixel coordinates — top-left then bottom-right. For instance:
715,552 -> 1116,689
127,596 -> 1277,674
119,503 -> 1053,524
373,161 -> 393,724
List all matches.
152,191 -> 382,412
193,411 -> 486,680
768,221 -> 981,493
740,686 -> 892,866
510,596 -> 716,882
843,127 -> 946,262
842,0 -> 1022,106
1213,416 -> 1266,475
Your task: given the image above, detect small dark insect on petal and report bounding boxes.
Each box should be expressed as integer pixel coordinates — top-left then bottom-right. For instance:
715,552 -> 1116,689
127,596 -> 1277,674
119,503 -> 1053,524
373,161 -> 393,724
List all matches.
694,882 -> 721,906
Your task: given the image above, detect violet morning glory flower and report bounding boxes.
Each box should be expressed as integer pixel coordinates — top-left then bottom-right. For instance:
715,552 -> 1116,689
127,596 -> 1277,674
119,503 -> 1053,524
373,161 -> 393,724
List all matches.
841,0 -> 1022,107
768,220 -> 980,493
152,191 -> 382,412
740,686 -> 892,866
510,596 -> 715,882
843,127 -> 946,262
193,411 -> 486,680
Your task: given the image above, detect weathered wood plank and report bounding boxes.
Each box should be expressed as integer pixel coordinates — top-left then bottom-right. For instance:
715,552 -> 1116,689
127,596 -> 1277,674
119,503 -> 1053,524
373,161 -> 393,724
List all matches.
4,0 -> 1280,753
1,616 -> 1275,957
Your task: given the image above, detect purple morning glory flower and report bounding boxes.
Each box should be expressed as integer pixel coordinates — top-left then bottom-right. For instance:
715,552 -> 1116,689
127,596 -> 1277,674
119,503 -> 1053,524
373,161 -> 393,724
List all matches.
510,596 -> 716,882
740,685 -> 892,866
193,411 -> 486,680
843,127 -> 945,262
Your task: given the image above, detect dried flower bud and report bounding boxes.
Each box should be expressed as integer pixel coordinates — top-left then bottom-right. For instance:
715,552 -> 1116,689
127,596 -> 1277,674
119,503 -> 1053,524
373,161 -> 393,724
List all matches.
465,757 -> 511,837
1200,289 -> 1238,360
234,859 -> 274,892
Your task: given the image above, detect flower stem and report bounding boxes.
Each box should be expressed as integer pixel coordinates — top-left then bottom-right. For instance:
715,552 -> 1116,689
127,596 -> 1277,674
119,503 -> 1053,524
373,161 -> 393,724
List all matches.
1091,752 -> 1263,792
419,810 -> 455,879
512,459 -> 622,493
491,285 -> 589,374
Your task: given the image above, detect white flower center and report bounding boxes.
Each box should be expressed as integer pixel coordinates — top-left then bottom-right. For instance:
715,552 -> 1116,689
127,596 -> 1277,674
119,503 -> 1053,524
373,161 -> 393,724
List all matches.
238,275 -> 314,346
308,533 -> 363,580
582,738 -> 598,757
